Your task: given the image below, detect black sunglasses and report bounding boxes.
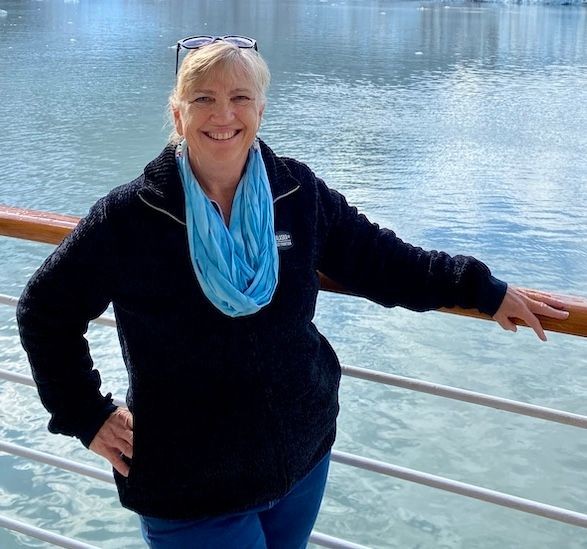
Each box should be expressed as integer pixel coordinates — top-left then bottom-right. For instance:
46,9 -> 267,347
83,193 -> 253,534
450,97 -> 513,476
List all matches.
175,35 -> 258,75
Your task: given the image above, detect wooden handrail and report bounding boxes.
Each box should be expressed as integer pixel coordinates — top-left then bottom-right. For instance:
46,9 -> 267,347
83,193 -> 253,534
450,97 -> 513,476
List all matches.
0,205 -> 79,245
318,275 -> 587,339
2,204 -> 586,338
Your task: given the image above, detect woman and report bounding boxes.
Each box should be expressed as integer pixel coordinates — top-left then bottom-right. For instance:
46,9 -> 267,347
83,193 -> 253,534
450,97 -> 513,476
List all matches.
17,36 -> 568,548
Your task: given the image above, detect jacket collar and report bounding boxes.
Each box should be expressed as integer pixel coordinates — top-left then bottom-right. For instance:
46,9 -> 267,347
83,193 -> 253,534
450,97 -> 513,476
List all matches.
138,139 -> 301,225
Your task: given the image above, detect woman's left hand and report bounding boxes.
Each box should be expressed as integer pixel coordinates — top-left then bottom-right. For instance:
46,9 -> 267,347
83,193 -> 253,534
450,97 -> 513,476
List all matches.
493,286 -> 569,341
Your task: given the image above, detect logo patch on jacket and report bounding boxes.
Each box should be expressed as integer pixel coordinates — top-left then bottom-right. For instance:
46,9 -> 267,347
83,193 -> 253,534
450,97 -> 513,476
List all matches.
275,231 -> 293,250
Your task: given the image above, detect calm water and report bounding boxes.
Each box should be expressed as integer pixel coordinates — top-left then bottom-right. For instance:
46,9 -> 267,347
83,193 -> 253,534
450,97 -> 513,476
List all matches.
1,0 -> 587,547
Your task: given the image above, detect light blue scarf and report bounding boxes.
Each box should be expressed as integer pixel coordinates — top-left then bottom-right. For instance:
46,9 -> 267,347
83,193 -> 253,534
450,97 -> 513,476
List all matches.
176,139 -> 279,317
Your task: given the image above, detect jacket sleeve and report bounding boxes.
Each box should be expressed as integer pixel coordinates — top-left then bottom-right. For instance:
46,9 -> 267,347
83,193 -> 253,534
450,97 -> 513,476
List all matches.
316,178 -> 507,315
16,198 -> 117,448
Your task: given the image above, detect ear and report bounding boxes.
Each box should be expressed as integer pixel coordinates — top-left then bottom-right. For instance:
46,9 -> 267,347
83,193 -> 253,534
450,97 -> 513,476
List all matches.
257,103 -> 265,131
172,106 -> 184,137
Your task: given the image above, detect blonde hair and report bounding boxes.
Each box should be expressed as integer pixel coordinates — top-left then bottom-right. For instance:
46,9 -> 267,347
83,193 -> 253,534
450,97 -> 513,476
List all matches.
168,42 -> 270,143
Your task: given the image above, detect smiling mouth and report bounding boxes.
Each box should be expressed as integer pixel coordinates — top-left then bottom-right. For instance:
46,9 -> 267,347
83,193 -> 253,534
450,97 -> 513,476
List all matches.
204,130 -> 241,141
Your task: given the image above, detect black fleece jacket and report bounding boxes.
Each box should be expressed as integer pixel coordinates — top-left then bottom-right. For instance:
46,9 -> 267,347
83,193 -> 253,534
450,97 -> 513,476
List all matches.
17,141 -> 507,519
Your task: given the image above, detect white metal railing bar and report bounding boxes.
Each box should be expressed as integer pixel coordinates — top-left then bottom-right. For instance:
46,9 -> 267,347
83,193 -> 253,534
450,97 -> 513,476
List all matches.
2,439 -> 587,531
0,517 -> 366,549
90,313 -> 116,327
331,450 -> 587,528
0,441 -> 365,549
2,361 -> 585,430
0,293 -> 116,327
91,314 -> 116,327
0,368 -> 35,388
0,294 -> 18,307
341,364 -> 587,429
0,514 -> 99,549
2,292 -> 587,429
0,441 -> 115,484
309,532 -> 370,549
0,369 -> 125,407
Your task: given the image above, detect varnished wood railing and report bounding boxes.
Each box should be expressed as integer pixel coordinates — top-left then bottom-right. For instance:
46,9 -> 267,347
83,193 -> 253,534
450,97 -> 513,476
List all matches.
0,205 -> 79,245
2,204 -> 586,338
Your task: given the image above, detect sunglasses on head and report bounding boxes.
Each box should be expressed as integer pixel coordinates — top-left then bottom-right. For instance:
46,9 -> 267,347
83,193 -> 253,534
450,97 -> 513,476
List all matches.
175,35 -> 258,75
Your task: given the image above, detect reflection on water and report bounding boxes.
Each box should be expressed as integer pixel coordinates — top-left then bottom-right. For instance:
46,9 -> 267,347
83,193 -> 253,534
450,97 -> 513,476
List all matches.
1,1 -> 587,548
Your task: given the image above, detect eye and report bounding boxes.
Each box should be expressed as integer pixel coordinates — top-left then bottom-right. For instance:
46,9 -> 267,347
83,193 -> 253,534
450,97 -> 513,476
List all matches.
191,96 -> 214,104
232,95 -> 252,105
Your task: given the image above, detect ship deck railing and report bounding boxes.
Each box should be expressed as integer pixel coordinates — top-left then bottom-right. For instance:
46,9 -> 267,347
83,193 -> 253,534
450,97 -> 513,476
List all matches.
1,204 -> 586,549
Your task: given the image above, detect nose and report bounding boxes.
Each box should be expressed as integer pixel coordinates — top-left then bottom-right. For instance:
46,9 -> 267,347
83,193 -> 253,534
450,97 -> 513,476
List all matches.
210,98 -> 235,123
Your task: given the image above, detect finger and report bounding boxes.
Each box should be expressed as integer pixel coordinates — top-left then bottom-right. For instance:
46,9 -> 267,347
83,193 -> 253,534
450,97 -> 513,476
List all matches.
117,408 -> 133,427
109,453 -> 130,477
522,291 -> 567,310
495,316 -> 517,333
119,410 -> 134,443
117,426 -> 133,447
534,296 -> 567,310
116,438 -> 133,459
528,300 -> 569,319
521,311 -> 547,342
105,414 -> 133,443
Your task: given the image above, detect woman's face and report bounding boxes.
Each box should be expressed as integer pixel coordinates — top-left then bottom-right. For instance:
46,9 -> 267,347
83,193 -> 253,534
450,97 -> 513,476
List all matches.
173,65 -> 265,179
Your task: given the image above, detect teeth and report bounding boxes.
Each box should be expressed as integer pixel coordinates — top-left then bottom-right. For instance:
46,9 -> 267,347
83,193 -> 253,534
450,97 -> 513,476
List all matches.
207,131 -> 237,141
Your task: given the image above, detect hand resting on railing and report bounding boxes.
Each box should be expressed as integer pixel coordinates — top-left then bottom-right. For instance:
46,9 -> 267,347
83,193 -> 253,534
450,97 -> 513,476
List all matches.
492,286 -> 569,341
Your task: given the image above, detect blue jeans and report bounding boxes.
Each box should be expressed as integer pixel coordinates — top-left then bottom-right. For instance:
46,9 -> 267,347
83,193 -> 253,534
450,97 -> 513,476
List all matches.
139,452 -> 330,548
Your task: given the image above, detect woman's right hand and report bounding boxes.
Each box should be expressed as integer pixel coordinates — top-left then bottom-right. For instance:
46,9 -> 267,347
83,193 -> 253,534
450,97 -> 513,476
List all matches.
89,407 -> 134,477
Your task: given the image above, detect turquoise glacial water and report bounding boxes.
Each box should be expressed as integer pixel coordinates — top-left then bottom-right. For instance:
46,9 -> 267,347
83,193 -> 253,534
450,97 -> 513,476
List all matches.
0,0 -> 586,547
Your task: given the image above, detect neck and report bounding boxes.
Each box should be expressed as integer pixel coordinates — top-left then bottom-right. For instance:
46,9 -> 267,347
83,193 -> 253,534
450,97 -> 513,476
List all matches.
188,153 -> 247,226
189,155 -> 245,199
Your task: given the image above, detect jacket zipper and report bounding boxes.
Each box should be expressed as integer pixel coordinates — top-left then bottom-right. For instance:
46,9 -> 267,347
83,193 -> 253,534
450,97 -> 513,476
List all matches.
138,194 -> 186,226
273,185 -> 300,204
139,185 -> 301,226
